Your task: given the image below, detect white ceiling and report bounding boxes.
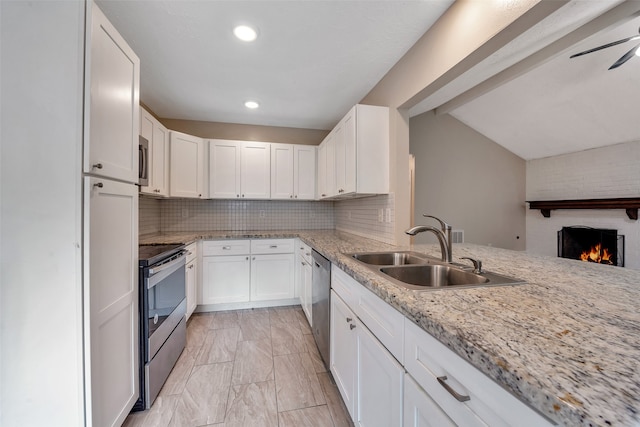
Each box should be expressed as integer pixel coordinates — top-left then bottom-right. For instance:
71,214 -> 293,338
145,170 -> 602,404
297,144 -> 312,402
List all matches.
96,0 -> 454,130
449,14 -> 640,160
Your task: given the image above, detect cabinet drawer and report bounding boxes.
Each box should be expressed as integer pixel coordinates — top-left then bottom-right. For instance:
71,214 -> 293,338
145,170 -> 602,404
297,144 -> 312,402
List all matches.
202,239 -> 250,256
331,265 -> 359,310
404,319 -> 554,427
184,242 -> 197,263
297,240 -> 312,264
251,238 -> 294,254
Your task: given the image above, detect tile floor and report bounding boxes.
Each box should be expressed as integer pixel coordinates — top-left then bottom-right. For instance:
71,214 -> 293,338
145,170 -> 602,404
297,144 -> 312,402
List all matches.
124,306 -> 353,427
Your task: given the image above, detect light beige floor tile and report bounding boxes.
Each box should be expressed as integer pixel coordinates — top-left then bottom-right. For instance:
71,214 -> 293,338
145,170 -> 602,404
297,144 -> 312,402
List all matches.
160,347 -> 198,396
238,315 -> 271,341
271,323 -> 307,355
186,322 -> 209,351
196,327 -> 240,365
273,353 -> 326,412
269,306 -> 299,326
122,410 -> 147,427
297,309 -> 313,335
224,380 -> 278,427
278,405 -> 335,427
232,339 -> 274,385
189,313 -> 214,329
303,333 -> 327,373
141,395 -> 180,427
318,372 -> 353,427
238,307 -> 270,319
168,362 -> 233,426
211,311 -> 240,329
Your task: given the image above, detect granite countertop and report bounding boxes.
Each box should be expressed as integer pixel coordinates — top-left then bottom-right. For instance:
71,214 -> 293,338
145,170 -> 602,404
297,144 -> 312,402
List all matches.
140,230 -> 640,426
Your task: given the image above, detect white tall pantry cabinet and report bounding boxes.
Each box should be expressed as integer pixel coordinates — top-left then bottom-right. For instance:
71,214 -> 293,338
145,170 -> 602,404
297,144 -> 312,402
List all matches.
2,2 -> 141,426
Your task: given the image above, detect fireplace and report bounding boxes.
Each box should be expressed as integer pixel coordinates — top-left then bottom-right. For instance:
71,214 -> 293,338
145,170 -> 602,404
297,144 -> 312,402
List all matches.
558,226 -> 624,267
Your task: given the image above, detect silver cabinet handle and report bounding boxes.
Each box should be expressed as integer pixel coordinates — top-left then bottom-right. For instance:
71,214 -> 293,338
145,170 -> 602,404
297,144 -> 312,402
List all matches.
222,246 -> 231,250
437,376 -> 470,402
237,194 -> 240,198
93,182 -> 103,188
188,264 -> 194,269
346,317 -> 352,322
321,193 -> 326,197
350,324 -> 356,330
295,195 -> 298,198
246,256 -> 249,260
301,261 -> 306,266
242,194 -> 245,197
269,245 -> 278,249
92,163 -> 103,169
290,195 -> 293,198
252,257 -> 255,261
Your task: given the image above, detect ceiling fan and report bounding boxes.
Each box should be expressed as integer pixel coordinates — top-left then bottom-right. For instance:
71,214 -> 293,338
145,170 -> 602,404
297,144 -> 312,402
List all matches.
570,26 -> 640,70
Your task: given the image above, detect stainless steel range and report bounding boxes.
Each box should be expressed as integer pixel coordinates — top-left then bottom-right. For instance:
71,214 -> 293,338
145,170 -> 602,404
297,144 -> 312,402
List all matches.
133,243 -> 187,410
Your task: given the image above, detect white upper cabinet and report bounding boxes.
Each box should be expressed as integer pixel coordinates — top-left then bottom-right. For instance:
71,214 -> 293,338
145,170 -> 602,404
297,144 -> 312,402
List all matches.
209,139 -> 241,199
140,107 -> 169,196
317,132 -> 336,199
271,144 -> 317,200
293,145 -> 316,200
169,131 -> 206,198
209,140 -> 271,199
322,104 -> 389,199
271,143 -> 294,199
241,142 -> 271,199
85,1 -> 140,184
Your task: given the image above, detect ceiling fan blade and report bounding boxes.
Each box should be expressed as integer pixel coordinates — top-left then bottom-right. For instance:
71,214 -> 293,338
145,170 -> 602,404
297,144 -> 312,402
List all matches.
608,42 -> 640,70
570,34 -> 640,58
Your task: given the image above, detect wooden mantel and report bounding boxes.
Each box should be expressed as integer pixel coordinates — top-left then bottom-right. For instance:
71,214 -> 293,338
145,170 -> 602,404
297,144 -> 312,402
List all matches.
527,198 -> 640,221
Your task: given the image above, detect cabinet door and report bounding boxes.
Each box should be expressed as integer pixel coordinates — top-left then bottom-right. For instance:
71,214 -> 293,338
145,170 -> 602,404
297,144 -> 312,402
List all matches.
85,5 -> 139,184
302,261 -> 313,325
330,291 -> 357,419
209,140 -> 241,199
271,143 -> 294,199
186,258 -> 197,320
294,145 -> 316,200
334,119 -> 346,196
152,120 -> 169,196
241,142 -> 270,199
201,255 -> 250,304
250,253 -> 295,301
85,176 -> 138,427
170,131 -> 205,198
356,317 -> 404,427
404,374 -> 456,427
342,108 -> 357,194
320,132 -> 336,198
317,141 -> 327,199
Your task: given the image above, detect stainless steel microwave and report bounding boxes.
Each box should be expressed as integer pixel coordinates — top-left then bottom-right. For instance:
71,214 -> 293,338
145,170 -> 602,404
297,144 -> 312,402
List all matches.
139,135 -> 149,186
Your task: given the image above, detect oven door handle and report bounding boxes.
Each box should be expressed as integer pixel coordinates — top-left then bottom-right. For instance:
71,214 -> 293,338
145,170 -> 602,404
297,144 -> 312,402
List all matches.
148,251 -> 186,277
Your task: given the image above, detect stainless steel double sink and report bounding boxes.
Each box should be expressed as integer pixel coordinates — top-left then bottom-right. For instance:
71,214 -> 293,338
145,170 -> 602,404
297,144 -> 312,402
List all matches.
348,251 -> 525,291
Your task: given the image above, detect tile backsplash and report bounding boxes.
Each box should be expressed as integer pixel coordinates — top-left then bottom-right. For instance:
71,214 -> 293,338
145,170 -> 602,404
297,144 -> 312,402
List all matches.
140,194 -> 396,244
334,194 -> 395,244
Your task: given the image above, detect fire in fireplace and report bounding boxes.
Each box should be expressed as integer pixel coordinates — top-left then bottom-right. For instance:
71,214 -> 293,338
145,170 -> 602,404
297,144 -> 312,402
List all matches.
558,226 -> 624,267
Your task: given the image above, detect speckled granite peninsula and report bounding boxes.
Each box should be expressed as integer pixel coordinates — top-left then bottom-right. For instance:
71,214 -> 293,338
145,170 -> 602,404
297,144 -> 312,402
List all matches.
140,230 -> 640,426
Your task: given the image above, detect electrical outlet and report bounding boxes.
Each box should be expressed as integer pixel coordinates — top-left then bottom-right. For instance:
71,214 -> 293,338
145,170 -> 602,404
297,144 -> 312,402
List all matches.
378,209 -> 384,222
385,208 -> 391,223
181,208 -> 188,218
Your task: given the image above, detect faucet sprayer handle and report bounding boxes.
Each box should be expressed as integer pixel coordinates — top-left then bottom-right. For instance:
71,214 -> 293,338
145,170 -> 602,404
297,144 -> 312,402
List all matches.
422,215 -> 451,231
461,257 -> 483,274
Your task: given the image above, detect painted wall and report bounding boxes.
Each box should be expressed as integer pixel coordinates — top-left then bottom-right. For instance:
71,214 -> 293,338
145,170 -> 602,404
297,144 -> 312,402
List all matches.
410,112 -> 526,250
360,0 -> 555,245
526,141 -> 640,269
160,118 -> 328,146
1,1 -> 85,425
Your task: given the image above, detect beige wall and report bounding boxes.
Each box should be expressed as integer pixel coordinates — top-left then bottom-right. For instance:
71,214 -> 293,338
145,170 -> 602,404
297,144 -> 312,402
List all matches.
159,117 -> 328,146
360,0 -> 563,245
409,112 -> 526,250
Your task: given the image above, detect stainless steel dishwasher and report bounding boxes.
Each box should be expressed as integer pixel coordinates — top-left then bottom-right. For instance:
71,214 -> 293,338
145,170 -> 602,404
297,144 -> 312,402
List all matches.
311,250 -> 331,369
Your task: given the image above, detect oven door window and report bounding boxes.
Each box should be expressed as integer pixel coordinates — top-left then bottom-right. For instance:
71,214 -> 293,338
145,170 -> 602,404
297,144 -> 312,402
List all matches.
148,264 -> 185,338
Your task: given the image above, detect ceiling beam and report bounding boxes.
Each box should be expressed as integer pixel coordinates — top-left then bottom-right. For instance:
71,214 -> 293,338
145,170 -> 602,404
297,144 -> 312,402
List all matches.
434,1 -> 640,116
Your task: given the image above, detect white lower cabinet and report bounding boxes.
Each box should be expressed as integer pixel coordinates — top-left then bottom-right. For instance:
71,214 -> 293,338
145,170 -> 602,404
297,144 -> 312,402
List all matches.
251,253 -> 295,301
404,373 -> 456,427
201,254 -> 251,304
297,240 -> 313,325
185,242 -> 198,320
199,239 -> 295,307
330,289 -> 403,426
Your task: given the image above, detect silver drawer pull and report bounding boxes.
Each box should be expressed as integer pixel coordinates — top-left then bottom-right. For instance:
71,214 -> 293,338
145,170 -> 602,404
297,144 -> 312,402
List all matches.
269,245 -> 278,248
346,317 -> 352,322
437,376 -> 470,402
350,324 -> 356,330
222,246 -> 231,250
93,182 -> 103,188
92,163 -> 103,169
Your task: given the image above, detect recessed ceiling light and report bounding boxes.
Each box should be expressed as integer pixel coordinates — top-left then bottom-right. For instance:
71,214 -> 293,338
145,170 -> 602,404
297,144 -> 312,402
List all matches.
244,100 -> 259,109
234,25 -> 257,42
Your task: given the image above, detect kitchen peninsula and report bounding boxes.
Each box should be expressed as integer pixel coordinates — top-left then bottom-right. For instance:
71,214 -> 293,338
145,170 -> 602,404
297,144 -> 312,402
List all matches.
140,229 -> 640,426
